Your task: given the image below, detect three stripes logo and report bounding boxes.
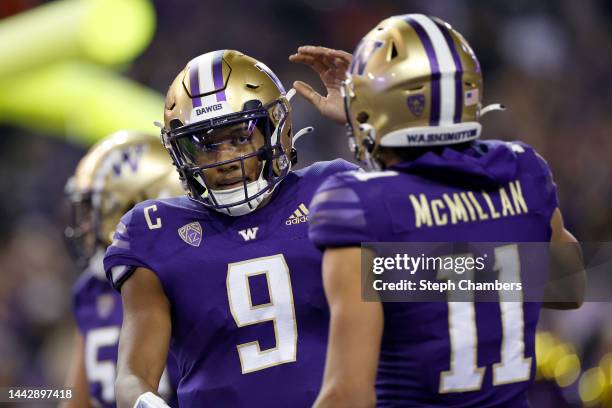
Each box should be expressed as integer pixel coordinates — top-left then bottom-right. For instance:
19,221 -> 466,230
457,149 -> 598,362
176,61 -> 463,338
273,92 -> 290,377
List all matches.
285,203 -> 309,226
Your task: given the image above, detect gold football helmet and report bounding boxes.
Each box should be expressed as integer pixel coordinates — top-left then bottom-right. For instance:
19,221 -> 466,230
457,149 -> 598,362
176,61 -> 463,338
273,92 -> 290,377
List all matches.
343,14 -> 487,169
65,130 -> 183,264
161,50 -> 297,216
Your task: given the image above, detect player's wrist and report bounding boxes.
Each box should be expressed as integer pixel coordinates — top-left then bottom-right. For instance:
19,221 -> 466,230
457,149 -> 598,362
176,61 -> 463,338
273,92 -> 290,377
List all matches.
134,392 -> 170,408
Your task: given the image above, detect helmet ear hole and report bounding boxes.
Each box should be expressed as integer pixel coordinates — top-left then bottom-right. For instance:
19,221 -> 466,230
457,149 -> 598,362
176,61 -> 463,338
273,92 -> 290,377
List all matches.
170,119 -> 183,130
357,112 -> 369,123
388,42 -> 398,60
242,99 -> 263,110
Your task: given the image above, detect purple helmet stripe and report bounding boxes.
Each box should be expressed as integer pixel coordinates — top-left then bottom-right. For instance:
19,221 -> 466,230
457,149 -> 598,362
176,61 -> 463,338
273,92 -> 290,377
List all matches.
212,50 -> 227,102
435,20 -> 464,124
404,16 -> 440,126
189,65 -> 202,108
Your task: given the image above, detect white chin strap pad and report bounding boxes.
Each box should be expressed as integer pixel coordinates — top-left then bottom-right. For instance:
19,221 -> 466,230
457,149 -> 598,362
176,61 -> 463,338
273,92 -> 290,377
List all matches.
208,169 -> 271,217
380,122 -> 482,147
134,392 -> 170,408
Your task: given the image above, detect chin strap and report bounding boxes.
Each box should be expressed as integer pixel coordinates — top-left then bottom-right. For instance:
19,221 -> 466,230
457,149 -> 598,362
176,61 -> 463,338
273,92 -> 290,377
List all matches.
286,87 -> 315,147
286,88 -> 297,102
481,103 -> 506,116
358,123 -> 382,171
293,126 -> 314,144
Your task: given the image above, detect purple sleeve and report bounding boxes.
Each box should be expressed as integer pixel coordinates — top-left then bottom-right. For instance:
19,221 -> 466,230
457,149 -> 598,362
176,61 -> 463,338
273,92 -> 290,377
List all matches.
515,141 -> 559,221
103,207 -> 152,291
308,172 -> 372,248
533,152 -> 559,215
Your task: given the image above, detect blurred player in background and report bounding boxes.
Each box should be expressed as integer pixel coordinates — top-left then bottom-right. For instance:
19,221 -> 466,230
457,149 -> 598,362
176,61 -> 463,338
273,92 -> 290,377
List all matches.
308,14 -> 584,407
103,50 -> 357,407
61,131 -> 182,408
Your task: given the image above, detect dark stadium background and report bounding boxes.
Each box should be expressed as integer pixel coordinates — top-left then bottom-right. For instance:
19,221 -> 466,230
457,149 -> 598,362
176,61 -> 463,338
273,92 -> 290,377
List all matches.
0,0 -> 611,406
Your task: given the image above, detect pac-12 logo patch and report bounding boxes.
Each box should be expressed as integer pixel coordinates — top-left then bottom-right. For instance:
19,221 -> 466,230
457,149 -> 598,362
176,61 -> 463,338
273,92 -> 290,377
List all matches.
178,222 -> 202,247
407,94 -> 425,117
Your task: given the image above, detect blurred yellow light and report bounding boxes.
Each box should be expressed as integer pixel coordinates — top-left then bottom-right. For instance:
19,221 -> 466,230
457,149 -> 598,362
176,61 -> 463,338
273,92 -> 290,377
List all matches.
535,331 -> 557,379
599,353 -> 612,407
601,353 -> 612,379
0,0 -> 155,78
79,0 -> 156,65
580,367 -> 606,406
554,354 -> 581,387
0,61 -> 164,145
541,343 -> 570,380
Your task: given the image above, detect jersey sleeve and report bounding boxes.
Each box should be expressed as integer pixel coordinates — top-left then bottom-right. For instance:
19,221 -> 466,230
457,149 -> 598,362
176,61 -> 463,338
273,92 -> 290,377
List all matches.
308,172 -> 373,248
533,151 -> 559,214
103,205 -> 153,291
514,141 -> 559,221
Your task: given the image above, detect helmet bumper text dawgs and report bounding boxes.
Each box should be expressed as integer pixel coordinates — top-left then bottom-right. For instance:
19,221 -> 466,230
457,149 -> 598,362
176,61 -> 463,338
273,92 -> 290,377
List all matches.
162,50 -> 295,216
343,14 -> 485,169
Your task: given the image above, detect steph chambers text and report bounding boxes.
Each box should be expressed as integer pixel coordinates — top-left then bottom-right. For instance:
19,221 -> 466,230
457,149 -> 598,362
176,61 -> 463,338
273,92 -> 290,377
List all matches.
372,279 -> 522,292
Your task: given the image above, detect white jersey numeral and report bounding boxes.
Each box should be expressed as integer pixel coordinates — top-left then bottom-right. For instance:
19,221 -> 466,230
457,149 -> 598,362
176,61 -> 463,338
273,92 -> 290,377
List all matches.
85,327 -> 120,403
85,325 -> 173,405
439,244 -> 531,393
227,254 -> 298,374
492,245 -> 532,385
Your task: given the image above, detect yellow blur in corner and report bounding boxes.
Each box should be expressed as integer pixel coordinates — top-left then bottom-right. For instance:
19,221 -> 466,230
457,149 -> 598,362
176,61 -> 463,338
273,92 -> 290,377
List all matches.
536,331 -> 612,407
0,0 -> 162,145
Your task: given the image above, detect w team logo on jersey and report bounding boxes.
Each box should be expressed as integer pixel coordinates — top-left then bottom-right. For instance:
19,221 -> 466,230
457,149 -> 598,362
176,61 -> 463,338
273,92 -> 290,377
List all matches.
178,221 -> 202,247
285,203 -> 309,225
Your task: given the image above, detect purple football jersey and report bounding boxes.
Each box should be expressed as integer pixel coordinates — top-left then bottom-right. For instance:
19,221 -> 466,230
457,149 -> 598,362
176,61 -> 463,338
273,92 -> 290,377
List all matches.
103,159 -> 358,407
73,266 -> 179,407
308,141 -> 559,407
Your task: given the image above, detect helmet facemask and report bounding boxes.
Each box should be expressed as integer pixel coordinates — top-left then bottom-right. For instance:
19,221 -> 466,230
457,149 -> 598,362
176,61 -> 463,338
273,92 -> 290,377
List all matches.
64,182 -> 118,269
64,186 -> 98,267
164,99 -> 292,216
342,78 -> 382,171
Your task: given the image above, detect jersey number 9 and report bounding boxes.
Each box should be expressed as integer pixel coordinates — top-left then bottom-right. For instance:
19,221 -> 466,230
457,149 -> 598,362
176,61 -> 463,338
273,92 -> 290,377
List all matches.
227,254 -> 298,374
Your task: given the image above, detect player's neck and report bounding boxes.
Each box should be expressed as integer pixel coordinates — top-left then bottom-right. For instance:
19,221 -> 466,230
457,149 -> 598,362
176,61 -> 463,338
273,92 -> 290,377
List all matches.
375,148 -> 401,169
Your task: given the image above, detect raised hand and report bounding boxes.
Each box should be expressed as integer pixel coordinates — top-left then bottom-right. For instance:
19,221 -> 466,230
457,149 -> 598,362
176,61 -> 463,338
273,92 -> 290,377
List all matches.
289,46 -> 352,124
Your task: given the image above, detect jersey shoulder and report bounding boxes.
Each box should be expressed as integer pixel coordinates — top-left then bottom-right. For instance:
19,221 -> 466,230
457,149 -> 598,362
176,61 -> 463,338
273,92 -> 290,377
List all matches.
495,140 -> 553,177
72,266 -> 118,328
114,195 -> 206,240
72,269 -> 98,307
293,159 -> 359,183
103,195 -> 206,290
308,169 -> 398,248
504,140 -> 558,210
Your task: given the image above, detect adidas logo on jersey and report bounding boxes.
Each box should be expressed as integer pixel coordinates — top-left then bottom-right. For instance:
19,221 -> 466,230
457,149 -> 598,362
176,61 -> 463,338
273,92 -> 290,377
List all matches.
285,203 -> 309,225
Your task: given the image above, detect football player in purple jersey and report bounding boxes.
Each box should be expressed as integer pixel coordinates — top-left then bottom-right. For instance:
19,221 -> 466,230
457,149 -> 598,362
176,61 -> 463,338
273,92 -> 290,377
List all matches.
308,15 -> 585,408
61,131 -> 181,408
103,50 -> 359,408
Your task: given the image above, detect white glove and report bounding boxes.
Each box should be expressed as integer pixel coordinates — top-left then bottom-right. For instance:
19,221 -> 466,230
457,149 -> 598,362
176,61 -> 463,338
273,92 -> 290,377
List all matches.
134,392 -> 171,408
